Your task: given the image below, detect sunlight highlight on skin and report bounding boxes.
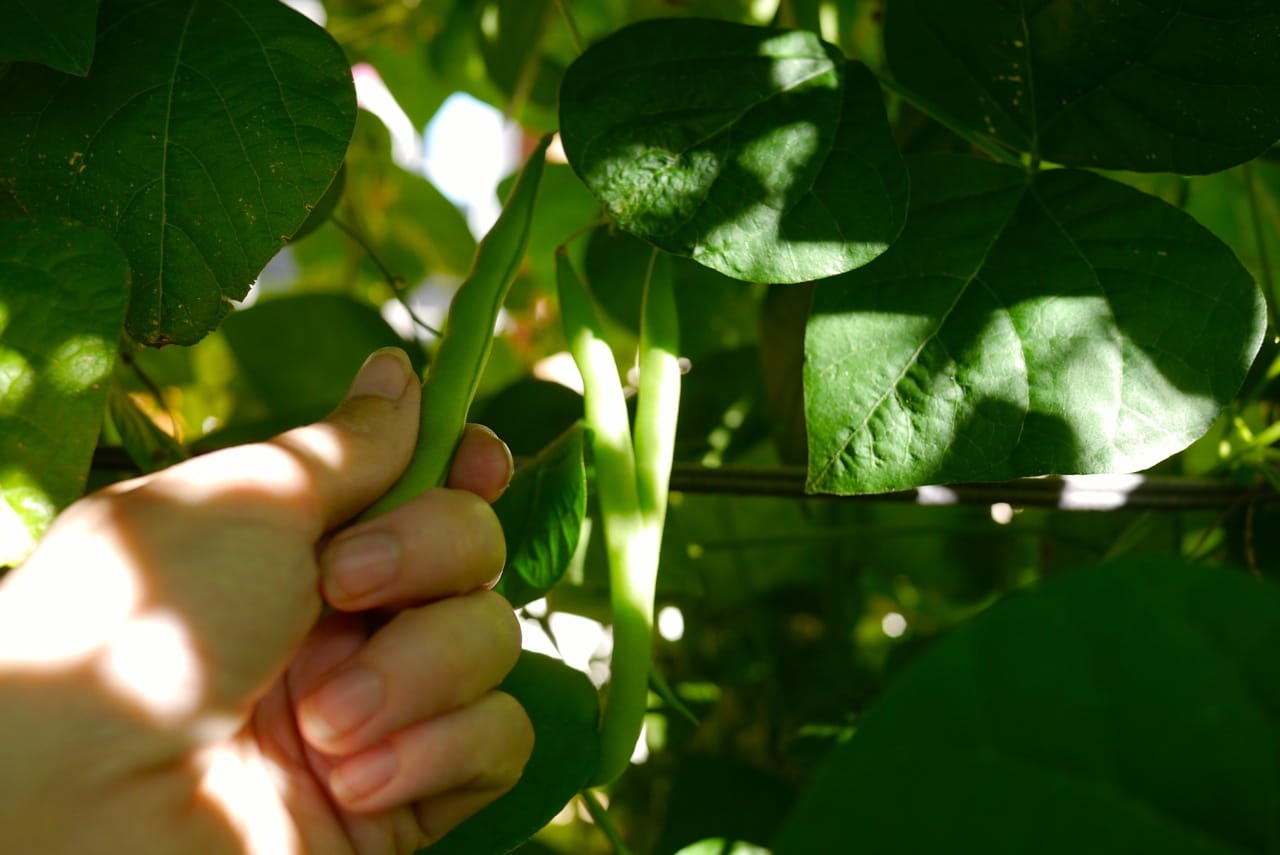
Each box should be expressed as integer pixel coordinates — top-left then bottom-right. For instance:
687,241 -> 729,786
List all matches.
196,741 -> 300,855
0,527 -> 139,666
98,610 -> 201,721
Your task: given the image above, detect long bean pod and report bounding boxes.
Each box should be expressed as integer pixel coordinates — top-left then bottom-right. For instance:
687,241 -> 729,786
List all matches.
363,136 -> 551,519
634,250 -> 680,526
557,247 -> 681,786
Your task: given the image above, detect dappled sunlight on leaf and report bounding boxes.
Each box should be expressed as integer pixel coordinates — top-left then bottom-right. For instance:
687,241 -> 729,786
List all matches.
806,157 -> 1266,494
46,335 -> 113,395
560,18 -> 907,283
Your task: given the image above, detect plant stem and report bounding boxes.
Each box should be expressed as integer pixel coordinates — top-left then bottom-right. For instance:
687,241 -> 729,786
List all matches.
330,216 -> 442,338
580,790 -> 631,855
553,0 -> 584,54
875,72 -> 1022,168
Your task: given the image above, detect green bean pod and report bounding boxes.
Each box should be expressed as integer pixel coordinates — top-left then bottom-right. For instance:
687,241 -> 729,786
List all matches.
557,247 -> 681,786
363,136 -> 551,520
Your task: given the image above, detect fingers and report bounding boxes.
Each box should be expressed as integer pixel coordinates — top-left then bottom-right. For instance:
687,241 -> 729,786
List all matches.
318,488 -> 506,609
330,691 -> 533,824
446,424 -> 514,503
297,591 -> 520,754
139,348 -> 421,538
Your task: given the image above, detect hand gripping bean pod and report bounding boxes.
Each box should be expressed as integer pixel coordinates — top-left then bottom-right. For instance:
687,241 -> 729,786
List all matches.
362,136 -> 551,520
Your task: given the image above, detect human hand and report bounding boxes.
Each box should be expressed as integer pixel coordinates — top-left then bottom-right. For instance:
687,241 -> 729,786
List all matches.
0,347 -> 533,854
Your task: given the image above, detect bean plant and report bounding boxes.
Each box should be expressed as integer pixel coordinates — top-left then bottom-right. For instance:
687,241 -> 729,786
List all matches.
2,1 -> 1279,853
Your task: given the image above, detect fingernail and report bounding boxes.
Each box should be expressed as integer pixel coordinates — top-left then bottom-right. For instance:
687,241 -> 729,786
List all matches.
324,531 -> 399,600
346,348 -> 411,401
477,424 -> 515,484
331,744 -> 398,803
301,666 -> 384,743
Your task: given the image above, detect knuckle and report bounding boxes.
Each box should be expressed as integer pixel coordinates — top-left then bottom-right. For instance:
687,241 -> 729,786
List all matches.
475,590 -> 522,654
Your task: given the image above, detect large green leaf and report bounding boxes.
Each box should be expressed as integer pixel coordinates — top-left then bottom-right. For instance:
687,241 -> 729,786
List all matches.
219,293 -> 424,430
0,218 -> 129,566
559,18 -> 908,283
493,424 -> 588,609
0,0 -> 100,75
429,651 -> 600,855
775,557 -> 1280,853
884,0 -> 1280,174
0,0 -> 356,346
805,156 -> 1265,495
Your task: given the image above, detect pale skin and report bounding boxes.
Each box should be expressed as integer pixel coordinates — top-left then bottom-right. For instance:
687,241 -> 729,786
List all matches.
0,347 -> 533,854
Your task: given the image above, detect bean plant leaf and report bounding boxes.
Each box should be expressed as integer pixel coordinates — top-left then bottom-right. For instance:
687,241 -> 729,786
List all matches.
0,0 -> 100,75
431,651 -> 600,855
106,375 -> 188,474
220,293 -> 424,429
559,18 -> 908,284
0,217 -> 129,566
884,0 -> 1280,174
493,424 -> 588,609
805,156 -> 1266,495
776,557 -> 1280,853
0,0 -> 356,346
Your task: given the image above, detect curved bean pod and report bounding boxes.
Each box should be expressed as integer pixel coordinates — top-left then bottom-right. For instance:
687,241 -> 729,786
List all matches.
362,136 -> 551,519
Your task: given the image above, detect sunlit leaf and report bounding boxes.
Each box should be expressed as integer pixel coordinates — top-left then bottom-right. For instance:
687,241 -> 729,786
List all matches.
884,0 -> 1280,173
805,156 -> 1266,495
776,557 -> 1280,853
0,217 -> 129,565
560,18 -> 908,283
0,0 -> 100,75
0,0 -> 355,345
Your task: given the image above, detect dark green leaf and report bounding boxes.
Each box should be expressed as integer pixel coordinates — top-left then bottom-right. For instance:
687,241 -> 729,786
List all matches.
656,756 -> 795,855
884,0 -> 1280,173
494,424 -> 588,609
805,156 -> 1265,495
220,293 -> 423,427
0,217 -> 129,565
560,18 -> 908,283
775,557 -> 1280,854
0,0 -> 99,75
474,378 -> 584,458
0,0 -> 356,345
290,164 -> 345,244
430,651 -> 600,855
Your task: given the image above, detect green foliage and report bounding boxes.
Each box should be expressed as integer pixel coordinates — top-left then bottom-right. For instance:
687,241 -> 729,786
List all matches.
2,1 -> 1279,853
0,217 -> 129,564
0,0 -> 355,345
560,18 -> 908,282
493,423 -> 588,609
0,0 -> 100,75
433,650 -> 600,854
776,557 -> 1280,854
805,157 -> 1266,494
884,0 -> 1280,173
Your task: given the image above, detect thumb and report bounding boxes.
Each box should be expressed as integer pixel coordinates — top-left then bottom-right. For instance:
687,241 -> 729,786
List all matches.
144,347 -> 422,538
270,347 -> 422,534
